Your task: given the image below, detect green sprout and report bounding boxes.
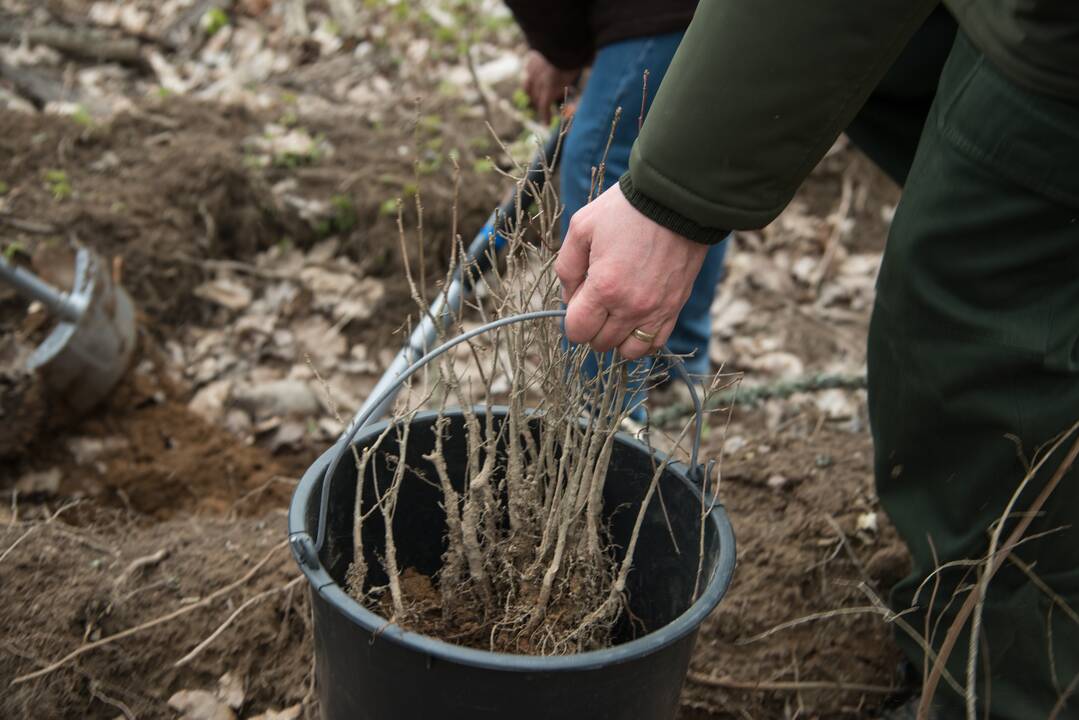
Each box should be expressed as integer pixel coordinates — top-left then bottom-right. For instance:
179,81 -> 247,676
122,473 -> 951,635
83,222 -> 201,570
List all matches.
379,198 -> 400,217
315,195 -> 358,237
3,242 -> 24,261
201,7 -> 229,36
279,109 -> 299,128
417,151 -> 442,175
44,170 -> 72,201
71,106 -> 94,129
330,194 -> 357,233
512,88 -> 531,111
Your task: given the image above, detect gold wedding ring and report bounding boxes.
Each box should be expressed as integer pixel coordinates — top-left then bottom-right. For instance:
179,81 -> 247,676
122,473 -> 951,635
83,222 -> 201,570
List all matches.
631,328 -> 657,343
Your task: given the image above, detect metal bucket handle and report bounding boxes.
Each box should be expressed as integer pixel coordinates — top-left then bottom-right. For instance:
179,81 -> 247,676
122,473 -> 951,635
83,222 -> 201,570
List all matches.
306,308 -> 713,559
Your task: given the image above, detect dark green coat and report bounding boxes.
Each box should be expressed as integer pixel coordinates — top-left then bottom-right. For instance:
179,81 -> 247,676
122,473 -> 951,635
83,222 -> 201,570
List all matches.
620,1 -> 1079,243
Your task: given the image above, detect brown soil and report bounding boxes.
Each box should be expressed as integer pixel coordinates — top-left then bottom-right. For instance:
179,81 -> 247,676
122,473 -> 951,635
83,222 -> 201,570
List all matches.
0,339 -> 301,520
679,420 -> 911,719
0,96 -> 501,346
0,102 -> 311,326
0,512 -> 309,720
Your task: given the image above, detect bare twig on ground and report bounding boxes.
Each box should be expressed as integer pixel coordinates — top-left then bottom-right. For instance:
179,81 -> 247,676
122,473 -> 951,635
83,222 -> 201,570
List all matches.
688,671 -> 895,695
12,540 -> 289,685
2,642 -> 147,713
89,681 -> 137,720
857,582 -> 965,697
175,575 -> 304,666
112,548 -> 169,593
735,605 -> 891,645
0,500 -> 81,566
823,514 -> 874,589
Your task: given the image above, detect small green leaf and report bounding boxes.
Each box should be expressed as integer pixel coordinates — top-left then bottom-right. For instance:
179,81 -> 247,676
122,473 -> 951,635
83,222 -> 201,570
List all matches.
71,106 -> 94,128
379,198 -> 399,216
43,169 -> 72,201
330,194 -> 357,233
512,88 -> 530,111
3,242 -> 24,260
201,7 -> 229,36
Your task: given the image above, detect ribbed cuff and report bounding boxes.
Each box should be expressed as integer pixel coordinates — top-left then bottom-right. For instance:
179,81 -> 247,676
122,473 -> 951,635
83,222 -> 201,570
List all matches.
619,172 -> 730,245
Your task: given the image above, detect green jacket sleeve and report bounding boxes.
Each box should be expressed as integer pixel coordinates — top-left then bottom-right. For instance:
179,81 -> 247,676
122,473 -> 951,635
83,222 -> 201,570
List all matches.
622,0 -> 939,244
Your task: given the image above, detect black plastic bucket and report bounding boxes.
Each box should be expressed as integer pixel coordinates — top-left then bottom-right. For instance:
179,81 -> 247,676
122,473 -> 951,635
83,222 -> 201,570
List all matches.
289,406 -> 736,720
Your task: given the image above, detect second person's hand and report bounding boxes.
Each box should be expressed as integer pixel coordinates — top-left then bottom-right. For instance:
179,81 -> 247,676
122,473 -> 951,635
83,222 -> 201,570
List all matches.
522,50 -> 579,124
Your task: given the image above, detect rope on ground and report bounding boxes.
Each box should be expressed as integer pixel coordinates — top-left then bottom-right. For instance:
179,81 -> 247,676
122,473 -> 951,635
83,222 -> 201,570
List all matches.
650,372 -> 867,426
687,671 -> 895,695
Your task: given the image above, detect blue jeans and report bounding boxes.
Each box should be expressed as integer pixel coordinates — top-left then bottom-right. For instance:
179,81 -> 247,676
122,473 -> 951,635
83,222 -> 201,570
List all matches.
561,32 -> 728,416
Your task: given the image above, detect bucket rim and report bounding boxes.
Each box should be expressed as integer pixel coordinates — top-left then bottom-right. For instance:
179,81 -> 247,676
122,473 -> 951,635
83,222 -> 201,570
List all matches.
288,406 -> 736,672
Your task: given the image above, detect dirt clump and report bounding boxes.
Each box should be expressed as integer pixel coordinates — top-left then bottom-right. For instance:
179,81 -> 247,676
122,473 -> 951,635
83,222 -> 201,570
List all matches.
0,341 -> 300,520
0,342 -> 46,460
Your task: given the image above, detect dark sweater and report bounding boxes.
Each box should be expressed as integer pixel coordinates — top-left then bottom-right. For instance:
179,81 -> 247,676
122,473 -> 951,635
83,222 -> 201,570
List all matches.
504,1 -> 698,70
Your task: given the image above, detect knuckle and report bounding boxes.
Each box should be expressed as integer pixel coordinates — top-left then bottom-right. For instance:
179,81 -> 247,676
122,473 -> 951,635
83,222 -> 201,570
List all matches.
590,275 -> 621,305
554,257 -> 577,285
626,293 -> 657,317
566,213 -> 586,239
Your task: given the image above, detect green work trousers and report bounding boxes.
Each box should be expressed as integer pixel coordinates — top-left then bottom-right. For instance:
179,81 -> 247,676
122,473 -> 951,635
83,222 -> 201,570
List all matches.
868,29 -> 1079,719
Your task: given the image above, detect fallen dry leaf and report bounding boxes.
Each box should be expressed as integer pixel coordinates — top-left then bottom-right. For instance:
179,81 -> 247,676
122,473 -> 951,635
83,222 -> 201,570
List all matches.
194,278 -> 253,312
168,689 -> 236,720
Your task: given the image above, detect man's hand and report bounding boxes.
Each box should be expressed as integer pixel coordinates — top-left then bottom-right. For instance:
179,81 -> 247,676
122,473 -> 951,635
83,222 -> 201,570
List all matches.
556,184 -> 710,360
523,50 -> 578,123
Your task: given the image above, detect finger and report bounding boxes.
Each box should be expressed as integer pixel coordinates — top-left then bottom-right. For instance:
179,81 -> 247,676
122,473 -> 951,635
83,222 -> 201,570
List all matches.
541,87 -> 562,122
589,313 -> 637,354
564,283 -> 609,345
523,73 -> 539,111
618,317 -> 676,361
555,212 -> 591,303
